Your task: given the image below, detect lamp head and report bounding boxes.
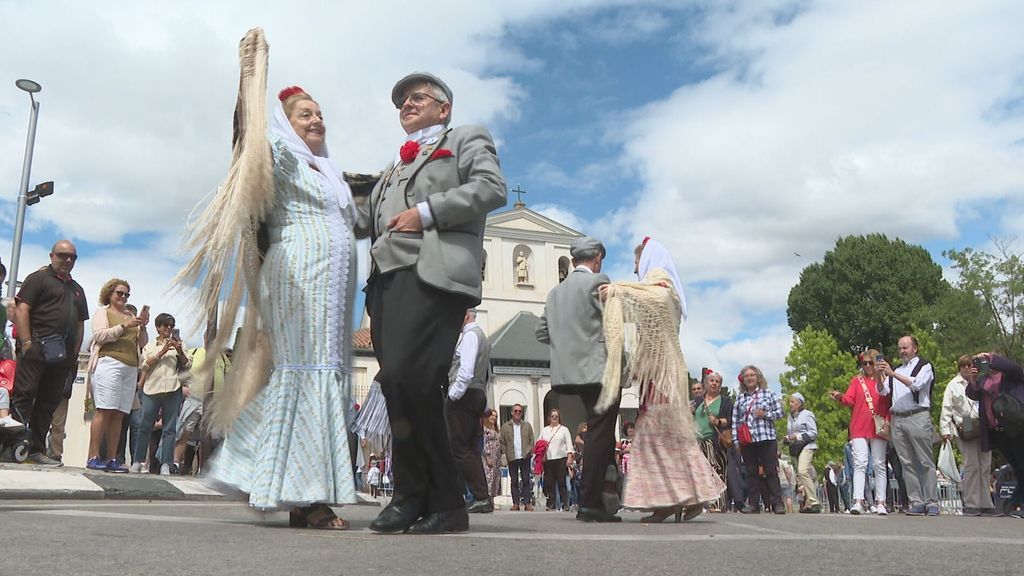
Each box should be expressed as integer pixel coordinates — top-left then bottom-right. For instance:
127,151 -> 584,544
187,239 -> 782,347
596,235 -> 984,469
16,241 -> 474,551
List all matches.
15,79 -> 42,93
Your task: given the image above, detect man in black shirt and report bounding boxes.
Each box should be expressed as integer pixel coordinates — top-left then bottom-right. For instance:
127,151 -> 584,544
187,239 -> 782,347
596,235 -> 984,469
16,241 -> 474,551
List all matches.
11,240 -> 89,465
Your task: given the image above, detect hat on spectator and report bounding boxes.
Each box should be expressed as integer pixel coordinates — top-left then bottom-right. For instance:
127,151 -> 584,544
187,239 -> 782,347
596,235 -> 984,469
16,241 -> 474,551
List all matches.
791,392 -> 805,405
570,236 -> 606,259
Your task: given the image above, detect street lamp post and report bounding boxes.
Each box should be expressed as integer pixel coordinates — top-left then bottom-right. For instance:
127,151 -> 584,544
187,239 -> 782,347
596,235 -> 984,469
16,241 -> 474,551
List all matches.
7,78 -> 43,298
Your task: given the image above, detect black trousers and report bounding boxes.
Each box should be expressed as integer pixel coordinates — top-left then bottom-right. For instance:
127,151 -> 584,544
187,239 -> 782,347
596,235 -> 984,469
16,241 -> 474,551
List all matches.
577,384 -> 621,510
740,439 -> 783,510
10,352 -> 76,454
544,457 -> 569,509
367,269 -> 467,514
991,428 -> 1024,508
446,388 -> 488,502
508,458 -> 532,505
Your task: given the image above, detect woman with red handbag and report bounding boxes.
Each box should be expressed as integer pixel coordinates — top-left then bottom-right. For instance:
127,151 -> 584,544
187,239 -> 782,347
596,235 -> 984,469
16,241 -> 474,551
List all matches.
732,365 -> 785,513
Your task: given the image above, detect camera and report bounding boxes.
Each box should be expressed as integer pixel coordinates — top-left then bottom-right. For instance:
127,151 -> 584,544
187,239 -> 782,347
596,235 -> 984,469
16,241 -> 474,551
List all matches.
973,357 -> 991,376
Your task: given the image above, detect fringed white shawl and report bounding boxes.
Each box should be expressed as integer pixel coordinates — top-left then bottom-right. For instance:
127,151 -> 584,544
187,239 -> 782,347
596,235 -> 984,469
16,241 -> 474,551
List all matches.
597,269 -> 689,414
175,28 -> 274,433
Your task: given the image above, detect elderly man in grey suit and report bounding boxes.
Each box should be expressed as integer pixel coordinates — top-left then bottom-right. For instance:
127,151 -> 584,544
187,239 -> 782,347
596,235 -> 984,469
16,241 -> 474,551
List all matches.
536,237 -> 621,523
356,72 -> 507,534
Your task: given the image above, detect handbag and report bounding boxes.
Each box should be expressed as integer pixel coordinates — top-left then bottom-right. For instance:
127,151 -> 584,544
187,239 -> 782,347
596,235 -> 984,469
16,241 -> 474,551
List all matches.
718,427 -> 734,449
37,333 -> 68,365
736,391 -> 757,447
957,402 -> 981,441
860,376 -> 890,440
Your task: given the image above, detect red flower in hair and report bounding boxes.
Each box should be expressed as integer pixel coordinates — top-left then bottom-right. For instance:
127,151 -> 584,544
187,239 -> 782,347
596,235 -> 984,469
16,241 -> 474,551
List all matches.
400,141 -> 421,164
642,236 -> 651,247
430,148 -> 453,161
278,86 -> 306,101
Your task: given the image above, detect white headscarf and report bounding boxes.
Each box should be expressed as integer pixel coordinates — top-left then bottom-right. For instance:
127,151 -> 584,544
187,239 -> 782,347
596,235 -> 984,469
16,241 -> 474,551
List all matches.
270,102 -> 352,212
637,237 -> 688,321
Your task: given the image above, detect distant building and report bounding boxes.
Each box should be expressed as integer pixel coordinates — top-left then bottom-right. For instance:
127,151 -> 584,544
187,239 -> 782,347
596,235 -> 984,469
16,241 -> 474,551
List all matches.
351,205 -> 639,441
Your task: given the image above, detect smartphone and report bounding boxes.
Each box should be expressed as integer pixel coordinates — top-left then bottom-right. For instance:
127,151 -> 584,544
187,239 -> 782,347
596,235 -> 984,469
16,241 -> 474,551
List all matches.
172,328 -> 181,341
875,354 -> 884,363
141,304 -> 150,316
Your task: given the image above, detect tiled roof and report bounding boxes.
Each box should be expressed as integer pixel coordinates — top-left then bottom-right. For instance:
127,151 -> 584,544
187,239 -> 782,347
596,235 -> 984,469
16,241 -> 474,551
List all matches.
489,311 -> 550,367
352,327 -> 373,351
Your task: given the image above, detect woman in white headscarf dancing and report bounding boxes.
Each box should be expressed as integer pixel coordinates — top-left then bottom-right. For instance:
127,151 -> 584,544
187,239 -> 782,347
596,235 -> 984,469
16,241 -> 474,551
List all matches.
179,29 -> 372,529
597,237 -> 724,523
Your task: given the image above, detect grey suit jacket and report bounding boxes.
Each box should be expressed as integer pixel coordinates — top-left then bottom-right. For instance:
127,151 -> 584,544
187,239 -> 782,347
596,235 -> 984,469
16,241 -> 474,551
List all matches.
355,125 -> 507,303
536,268 -> 610,389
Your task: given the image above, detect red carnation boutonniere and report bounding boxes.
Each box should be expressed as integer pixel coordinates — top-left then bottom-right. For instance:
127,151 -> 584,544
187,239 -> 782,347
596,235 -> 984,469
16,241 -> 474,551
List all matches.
399,141 -> 421,164
429,148 -> 454,161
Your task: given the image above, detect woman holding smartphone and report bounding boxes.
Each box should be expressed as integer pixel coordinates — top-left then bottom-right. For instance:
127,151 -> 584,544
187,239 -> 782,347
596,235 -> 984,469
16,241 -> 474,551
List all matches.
829,349 -> 890,514
134,313 -> 190,475
86,279 -> 149,472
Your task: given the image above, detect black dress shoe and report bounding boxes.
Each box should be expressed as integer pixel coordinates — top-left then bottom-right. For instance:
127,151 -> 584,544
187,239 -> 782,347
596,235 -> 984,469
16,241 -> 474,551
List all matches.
576,507 -> 622,523
406,508 -> 469,534
369,498 -> 423,533
466,498 -> 494,514
739,505 -> 760,514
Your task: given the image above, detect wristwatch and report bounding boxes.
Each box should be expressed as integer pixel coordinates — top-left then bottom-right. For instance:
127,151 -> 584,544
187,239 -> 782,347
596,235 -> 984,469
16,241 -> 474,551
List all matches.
18,339 -> 33,357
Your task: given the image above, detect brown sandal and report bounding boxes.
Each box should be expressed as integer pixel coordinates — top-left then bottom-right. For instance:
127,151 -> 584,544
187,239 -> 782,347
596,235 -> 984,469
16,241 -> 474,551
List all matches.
289,504 -> 350,530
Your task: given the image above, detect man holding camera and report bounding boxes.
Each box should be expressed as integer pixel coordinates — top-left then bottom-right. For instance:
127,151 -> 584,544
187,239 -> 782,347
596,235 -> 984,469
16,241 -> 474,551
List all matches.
877,335 -> 938,516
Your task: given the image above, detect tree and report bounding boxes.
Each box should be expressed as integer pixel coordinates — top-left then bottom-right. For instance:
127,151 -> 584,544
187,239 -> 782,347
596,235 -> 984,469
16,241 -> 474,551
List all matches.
921,287 -> 997,360
787,234 -> 947,354
778,327 -> 857,470
943,239 -> 1024,359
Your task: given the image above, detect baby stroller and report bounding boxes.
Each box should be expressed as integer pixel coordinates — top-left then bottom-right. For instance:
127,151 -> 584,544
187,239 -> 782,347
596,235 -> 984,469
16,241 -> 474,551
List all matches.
0,358 -> 31,463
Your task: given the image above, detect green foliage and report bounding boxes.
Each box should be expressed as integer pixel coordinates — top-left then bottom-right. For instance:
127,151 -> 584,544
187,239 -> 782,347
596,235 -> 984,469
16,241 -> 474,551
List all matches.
779,327 -> 857,470
922,287 -> 997,358
943,239 -> 1024,359
787,234 -> 947,353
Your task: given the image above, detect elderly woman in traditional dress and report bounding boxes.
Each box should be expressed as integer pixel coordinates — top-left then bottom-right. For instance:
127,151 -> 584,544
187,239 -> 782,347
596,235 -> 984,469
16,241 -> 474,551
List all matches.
182,32 -> 364,530
599,238 -> 724,523
87,279 -> 148,473
692,370 -> 733,511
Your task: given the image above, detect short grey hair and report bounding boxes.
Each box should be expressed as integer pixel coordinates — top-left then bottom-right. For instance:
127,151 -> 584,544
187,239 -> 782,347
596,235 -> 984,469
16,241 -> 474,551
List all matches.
426,81 -> 452,125
466,308 -> 478,320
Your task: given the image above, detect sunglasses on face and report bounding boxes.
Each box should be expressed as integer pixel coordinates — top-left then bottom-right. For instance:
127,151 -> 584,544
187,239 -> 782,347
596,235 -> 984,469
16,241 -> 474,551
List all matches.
114,290 -> 130,298
512,409 -> 522,414
52,252 -> 78,262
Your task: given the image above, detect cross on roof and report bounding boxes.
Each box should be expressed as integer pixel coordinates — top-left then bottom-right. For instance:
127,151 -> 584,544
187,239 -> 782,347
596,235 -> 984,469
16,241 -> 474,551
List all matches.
512,183 -> 527,208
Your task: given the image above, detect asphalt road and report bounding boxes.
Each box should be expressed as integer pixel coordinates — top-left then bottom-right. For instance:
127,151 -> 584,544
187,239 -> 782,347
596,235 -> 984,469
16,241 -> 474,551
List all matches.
2,501 -> 1020,576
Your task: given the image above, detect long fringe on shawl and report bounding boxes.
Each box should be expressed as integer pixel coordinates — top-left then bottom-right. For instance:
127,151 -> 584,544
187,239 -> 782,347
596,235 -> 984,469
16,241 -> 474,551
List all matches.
597,269 -> 687,414
174,28 -> 274,433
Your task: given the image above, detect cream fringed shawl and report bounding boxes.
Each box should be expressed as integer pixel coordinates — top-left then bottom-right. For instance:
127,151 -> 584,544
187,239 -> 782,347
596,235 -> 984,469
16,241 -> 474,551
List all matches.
174,28 -> 274,433
596,268 -> 690,415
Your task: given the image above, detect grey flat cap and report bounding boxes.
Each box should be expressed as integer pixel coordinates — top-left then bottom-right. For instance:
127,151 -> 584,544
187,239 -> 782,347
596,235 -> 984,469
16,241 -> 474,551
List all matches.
570,236 -> 606,259
391,72 -> 454,108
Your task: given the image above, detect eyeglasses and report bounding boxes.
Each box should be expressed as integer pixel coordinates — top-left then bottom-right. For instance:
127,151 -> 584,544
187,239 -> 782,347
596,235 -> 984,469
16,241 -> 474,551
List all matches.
52,252 -> 78,262
398,91 -> 443,109
512,409 -> 522,414
114,290 -> 130,298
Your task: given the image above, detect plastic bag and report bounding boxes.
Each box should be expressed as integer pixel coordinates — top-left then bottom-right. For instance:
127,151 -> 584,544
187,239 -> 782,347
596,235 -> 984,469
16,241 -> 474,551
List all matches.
937,439 -> 960,483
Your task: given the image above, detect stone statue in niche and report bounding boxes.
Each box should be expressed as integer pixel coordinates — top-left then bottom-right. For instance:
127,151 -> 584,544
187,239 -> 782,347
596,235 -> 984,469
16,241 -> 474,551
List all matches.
515,250 -> 530,284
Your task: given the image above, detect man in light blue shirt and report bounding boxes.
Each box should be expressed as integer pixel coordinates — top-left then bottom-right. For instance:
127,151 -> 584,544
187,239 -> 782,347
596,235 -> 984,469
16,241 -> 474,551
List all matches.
877,335 -> 938,516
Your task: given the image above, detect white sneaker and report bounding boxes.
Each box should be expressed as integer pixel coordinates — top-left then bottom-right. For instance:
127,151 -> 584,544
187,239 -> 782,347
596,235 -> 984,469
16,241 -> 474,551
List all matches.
130,462 -> 143,474
869,505 -> 879,514
876,506 -> 888,516
0,415 -> 24,430
850,502 -> 863,515
160,463 -> 171,476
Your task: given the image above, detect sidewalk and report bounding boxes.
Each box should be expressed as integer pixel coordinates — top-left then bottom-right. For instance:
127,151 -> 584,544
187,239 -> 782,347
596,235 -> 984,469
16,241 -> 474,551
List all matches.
0,462 -> 236,501
0,463 -> 384,503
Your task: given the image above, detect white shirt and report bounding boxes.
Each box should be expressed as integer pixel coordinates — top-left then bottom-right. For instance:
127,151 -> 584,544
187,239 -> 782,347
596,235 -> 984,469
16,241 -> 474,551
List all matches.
512,421 -> 523,460
878,356 -> 934,412
395,124 -> 447,230
540,424 -> 572,460
448,321 -> 480,401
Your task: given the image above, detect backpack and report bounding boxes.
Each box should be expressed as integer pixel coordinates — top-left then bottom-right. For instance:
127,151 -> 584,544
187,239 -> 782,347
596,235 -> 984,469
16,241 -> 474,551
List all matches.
992,390 -> 1024,439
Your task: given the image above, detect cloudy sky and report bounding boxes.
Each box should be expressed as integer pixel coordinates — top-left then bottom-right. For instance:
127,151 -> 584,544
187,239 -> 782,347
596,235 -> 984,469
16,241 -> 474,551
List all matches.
2,1 -> 1022,389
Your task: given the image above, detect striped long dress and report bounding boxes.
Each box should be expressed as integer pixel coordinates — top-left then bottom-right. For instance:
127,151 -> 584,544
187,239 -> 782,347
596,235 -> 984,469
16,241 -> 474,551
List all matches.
208,136 -> 357,510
